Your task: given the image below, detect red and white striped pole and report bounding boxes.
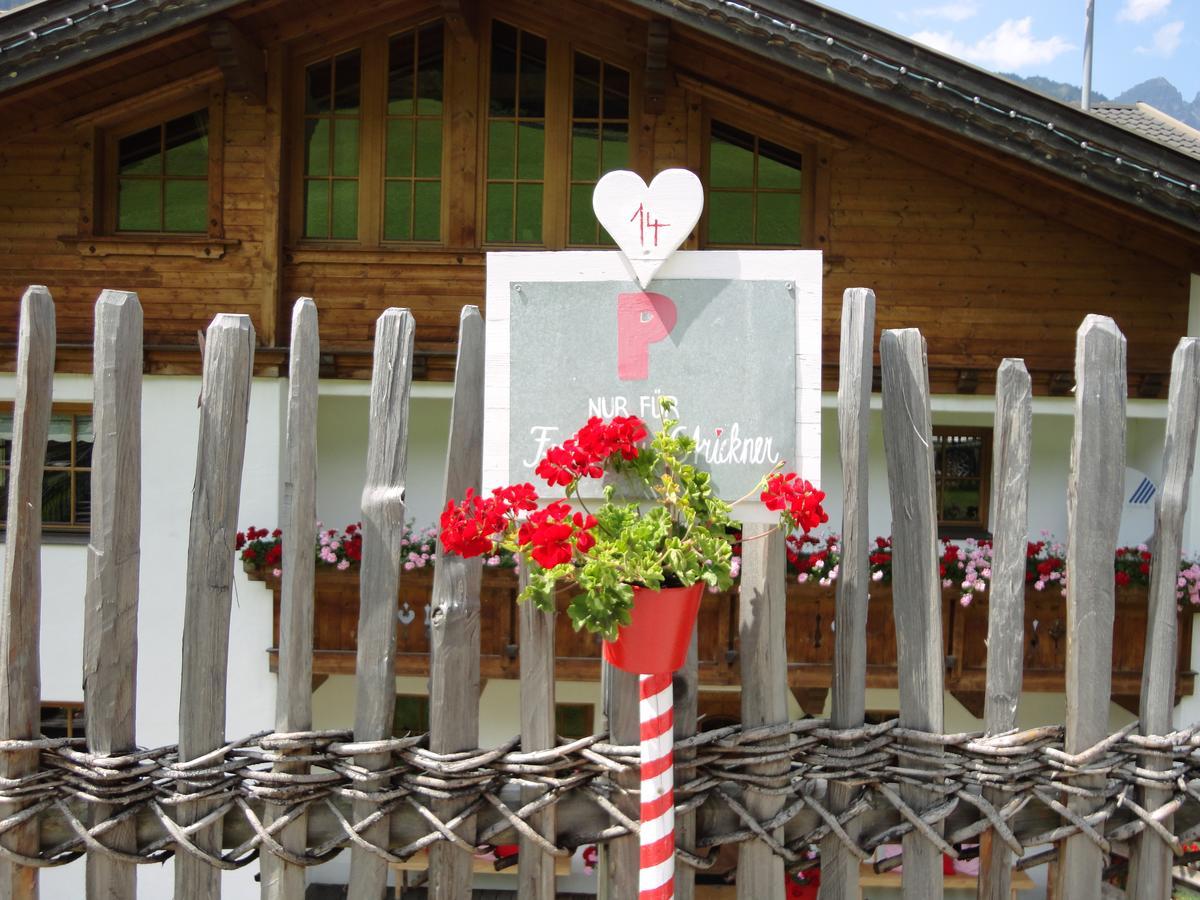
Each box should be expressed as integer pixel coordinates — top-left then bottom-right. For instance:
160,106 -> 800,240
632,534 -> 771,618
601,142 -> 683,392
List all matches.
638,671 -> 675,899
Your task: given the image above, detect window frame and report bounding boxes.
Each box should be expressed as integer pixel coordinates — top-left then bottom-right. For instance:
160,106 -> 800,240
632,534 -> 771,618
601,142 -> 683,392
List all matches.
931,425 -> 993,537
698,102 -> 816,250
98,92 -> 224,240
288,15 -> 451,250
0,402 -> 94,535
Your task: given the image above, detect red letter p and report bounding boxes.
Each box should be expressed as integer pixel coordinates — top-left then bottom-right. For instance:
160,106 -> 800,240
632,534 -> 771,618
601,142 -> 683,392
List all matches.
616,292 -> 677,381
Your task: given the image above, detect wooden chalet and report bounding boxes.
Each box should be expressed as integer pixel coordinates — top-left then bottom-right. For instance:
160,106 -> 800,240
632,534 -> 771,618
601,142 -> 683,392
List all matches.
3,0 -> 1200,737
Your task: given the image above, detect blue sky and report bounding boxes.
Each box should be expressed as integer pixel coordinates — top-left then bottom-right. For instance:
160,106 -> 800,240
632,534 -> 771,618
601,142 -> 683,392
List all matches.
819,0 -> 1199,101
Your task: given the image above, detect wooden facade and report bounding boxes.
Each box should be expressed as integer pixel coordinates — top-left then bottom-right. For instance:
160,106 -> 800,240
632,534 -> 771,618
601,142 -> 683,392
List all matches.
1,0 -> 1198,393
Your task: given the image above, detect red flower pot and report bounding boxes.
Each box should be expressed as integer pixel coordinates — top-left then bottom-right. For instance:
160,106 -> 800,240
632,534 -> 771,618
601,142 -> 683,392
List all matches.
602,582 -> 704,674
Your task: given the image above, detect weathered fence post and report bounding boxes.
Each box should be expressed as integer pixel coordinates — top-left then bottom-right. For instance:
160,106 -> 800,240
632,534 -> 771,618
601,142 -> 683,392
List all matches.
347,308 -> 415,900
84,290 -> 143,899
429,306 -> 485,899
820,287 -> 875,900
978,358 -> 1032,900
0,287 -> 54,900
880,327 -> 943,899
261,298 -> 319,900
176,314 -> 256,899
1127,336 -> 1200,899
736,522 -> 788,900
520,560 -> 560,899
1054,315 -> 1126,900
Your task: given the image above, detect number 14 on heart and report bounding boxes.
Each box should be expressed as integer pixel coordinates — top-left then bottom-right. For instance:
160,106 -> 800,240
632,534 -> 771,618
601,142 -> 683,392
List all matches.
629,203 -> 670,248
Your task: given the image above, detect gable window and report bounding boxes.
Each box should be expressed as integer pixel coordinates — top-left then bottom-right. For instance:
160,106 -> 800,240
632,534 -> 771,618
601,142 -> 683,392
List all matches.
933,427 -> 991,534
705,119 -> 804,246
0,405 -> 93,532
481,19 -> 635,248
296,21 -> 446,245
109,108 -> 210,234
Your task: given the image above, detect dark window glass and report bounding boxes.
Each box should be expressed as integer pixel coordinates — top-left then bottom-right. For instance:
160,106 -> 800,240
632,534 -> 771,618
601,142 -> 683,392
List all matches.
706,119 -> 803,246
0,410 -> 93,531
932,429 -> 990,531
384,22 -> 444,243
485,22 -> 546,245
303,50 -> 362,239
115,109 -> 208,233
393,695 -> 430,736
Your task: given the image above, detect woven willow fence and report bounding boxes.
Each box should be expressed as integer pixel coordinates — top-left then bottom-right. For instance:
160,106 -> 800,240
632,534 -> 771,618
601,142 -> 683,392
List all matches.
0,284 -> 1198,900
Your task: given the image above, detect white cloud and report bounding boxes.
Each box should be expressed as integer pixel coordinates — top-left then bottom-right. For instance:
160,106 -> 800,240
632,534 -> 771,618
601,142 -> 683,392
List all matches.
912,17 -> 1074,70
1118,0 -> 1171,24
909,2 -> 979,22
1136,19 -> 1184,56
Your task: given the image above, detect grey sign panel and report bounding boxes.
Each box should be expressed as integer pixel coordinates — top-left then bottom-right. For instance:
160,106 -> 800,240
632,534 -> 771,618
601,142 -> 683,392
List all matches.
507,278 -> 796,502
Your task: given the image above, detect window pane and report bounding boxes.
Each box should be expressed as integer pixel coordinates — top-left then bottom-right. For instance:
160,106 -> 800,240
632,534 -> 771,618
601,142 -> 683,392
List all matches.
118,126 -> 162,176
515,182 -> 542,243
602,65 -> 630,120
75,417 -> 93,467
332,120 -> 359,177
384,181 -> 412,241
518,32 -> 547,118
46,415 -> 72,466
415,119 -> 442,178
710,123 -> 755,189
489,21 -> 518,117
305,119 -> 331,176
571,123 -> 599,180
74,471 -> 91,525
755,193 -> 802,245
333,50 -> 361,114
164,180 -> 208,232
516,123 -> 544,180
941,479 -> 982,522
416,22 -> 444,115
303,181 -> 329,238
386,119 -> 414,178
600,123 -> 628,172
42,470 -> 71,525
331,181 -> 358,239
387,30 -> 416,115
486,183 -> 514,243
392,696 -> 429,736
164,111 -> 209,176
306,60 -> 332,115
163,180 -> 207,232
117,179 -> 161,231
570,183 -> 596,244
413,181 -> 440,241
573,53 -> 601,119
0,470 -> 7,520
708,191 -> 753,244
758,139 -> 803,190
487,121 -> 515,179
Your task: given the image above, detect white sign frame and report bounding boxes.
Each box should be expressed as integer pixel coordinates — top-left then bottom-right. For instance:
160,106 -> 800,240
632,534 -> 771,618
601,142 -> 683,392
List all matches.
483,249 -> 822,523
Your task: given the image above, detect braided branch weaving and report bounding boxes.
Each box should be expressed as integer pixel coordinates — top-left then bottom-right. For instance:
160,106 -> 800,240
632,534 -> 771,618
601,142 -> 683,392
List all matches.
3,717 -> 1198,872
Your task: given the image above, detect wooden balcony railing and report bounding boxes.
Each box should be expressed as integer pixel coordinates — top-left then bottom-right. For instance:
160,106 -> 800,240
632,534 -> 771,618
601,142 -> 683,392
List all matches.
253,566 -> 1195,716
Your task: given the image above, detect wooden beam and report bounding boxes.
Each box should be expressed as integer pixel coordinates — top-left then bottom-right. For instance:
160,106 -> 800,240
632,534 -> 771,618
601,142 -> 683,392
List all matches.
645,19 -> 670,116
950,690 -> 985,719
440,0 -> 478,39
208,18 -> 267,105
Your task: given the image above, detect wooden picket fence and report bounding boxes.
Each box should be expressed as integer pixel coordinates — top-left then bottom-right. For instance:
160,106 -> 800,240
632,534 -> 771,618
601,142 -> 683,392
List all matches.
0,283 -> 1199,900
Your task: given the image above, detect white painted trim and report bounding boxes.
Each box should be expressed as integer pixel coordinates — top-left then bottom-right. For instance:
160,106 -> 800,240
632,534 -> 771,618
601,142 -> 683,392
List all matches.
483,250 -> 822,522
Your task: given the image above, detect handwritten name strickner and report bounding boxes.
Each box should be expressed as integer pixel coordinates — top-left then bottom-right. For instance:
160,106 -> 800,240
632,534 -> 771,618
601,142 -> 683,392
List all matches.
521,421 -> 780,468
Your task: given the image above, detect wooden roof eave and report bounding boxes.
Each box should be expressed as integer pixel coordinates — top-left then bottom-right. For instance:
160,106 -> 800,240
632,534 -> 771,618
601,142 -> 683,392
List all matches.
625,0 -> 1200,242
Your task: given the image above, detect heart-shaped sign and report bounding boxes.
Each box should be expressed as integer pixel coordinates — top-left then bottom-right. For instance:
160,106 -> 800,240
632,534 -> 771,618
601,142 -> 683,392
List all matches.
593,169 -> 703,288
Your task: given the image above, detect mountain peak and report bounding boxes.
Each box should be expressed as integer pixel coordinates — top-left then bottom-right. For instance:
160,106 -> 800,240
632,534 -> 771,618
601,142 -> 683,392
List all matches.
1001,73 -> 1200,130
